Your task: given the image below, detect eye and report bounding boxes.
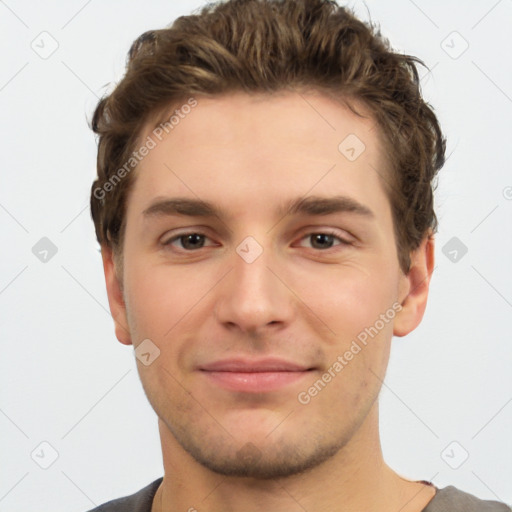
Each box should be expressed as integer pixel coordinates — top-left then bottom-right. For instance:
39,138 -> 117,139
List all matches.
297,231 -> 352,251
162,231 -> 214,251
161,229 -> 352,253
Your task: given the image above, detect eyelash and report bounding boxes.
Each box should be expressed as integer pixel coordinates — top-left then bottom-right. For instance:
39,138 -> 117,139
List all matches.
161,230 -> 352,253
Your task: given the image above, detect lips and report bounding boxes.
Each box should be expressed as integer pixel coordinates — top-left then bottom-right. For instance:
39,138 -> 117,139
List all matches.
199,358 -> 312,372
198,358 -> 315,393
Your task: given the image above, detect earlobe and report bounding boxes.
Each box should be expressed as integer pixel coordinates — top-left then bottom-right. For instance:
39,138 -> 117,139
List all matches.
101,246 -> 132,346
393,232 -> 435,337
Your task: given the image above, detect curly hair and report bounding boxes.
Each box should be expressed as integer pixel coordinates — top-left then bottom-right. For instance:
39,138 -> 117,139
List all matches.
90,0 -> 446,274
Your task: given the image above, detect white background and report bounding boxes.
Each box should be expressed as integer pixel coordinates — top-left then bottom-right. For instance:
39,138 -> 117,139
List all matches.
1,0 -> 511,510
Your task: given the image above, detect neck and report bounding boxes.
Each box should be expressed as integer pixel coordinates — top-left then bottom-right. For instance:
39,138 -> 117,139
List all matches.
152,402 -> 436,512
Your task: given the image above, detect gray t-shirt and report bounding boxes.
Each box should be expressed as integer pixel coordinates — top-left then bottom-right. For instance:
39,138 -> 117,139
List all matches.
86,478 -> 511,512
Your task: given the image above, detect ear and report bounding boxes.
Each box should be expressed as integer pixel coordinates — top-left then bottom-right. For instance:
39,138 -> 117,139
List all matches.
101,246 -> 132,345
393,231 -> 435,337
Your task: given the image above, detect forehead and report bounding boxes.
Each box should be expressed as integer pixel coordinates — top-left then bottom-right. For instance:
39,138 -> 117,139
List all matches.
129,90 -> 390,219
140,90 -> 382,157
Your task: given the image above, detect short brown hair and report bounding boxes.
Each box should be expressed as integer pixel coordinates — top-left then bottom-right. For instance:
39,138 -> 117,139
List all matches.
90,0 -> 446,274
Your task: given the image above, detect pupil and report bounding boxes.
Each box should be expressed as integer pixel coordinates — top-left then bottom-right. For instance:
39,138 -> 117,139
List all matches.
183,234 -> 203,249
312,234 -> 333,249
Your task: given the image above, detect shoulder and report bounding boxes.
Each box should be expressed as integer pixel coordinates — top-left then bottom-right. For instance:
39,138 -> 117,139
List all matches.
84,477 -> 163,512
424,485 -> 511,512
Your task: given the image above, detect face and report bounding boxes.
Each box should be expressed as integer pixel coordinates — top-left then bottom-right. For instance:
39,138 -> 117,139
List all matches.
104,90 -> 429,479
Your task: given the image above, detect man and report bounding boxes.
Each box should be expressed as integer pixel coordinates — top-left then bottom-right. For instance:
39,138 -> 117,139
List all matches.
87,0 -> 510,510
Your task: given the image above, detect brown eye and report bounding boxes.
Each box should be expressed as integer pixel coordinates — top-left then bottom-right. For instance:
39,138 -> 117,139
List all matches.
309,233 -> 336,249
298,231 -> 351,251
163,232 -> 211,251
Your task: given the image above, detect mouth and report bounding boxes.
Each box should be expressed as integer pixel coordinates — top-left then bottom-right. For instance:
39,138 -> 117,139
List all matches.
197,358 -> 316,393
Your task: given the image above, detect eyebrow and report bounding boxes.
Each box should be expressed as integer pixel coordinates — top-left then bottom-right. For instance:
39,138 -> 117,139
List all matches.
142,195 -> 375,221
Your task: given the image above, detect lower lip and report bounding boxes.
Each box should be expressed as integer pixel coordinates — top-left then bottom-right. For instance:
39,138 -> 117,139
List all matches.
200,370 -> 312,393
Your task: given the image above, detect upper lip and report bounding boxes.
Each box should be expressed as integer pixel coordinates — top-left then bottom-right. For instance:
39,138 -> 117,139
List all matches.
198,358 -> 313,372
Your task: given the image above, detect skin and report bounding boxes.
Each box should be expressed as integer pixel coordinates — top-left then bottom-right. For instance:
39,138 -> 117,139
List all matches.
102,90 -> 436,512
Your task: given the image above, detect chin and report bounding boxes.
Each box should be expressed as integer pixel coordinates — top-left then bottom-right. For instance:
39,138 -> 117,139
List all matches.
183,437 -> 344,480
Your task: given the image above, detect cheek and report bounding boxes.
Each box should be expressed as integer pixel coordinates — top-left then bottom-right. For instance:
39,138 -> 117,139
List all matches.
290,261 -> 398,343
124,259 -> 202,333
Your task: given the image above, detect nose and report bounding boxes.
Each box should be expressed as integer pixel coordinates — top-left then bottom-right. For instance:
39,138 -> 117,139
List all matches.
213,239 -> 295,335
